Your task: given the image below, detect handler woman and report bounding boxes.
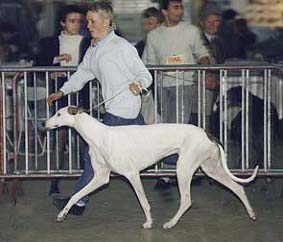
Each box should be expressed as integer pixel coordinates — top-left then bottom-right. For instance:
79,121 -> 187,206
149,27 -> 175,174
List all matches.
47,0 -> 152,215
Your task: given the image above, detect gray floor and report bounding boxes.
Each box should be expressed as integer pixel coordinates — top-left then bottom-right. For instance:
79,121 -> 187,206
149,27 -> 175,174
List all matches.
0,177 -> 283,242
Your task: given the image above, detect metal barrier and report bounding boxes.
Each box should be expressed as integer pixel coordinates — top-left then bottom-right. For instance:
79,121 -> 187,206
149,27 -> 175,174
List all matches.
0,64 -> 282,179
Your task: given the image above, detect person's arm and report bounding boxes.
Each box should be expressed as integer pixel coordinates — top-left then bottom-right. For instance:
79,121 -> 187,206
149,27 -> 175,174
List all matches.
47,48 -> 95,106
60,47 -> 96,95
190,26 -> 210,63
198,54 -> 217,89
190,27 -> 219,89
142,32 -> 158,65
122,44 -> 152,95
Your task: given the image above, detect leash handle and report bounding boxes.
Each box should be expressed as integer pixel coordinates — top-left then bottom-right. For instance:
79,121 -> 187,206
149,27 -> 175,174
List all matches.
133,81 -> 149,95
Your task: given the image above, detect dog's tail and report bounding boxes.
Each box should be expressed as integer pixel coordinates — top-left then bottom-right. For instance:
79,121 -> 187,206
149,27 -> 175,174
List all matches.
217,143 -> 259,183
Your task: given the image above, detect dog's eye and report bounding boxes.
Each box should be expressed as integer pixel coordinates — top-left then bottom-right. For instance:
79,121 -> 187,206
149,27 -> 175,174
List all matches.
57,113 -> 61,117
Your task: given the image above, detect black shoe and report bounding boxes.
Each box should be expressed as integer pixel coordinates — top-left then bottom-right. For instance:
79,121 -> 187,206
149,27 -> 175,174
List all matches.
154,178 -> 172,190
49,179 -> 60,196
49,187 -> 60,196
52,197 -> 85,216
69,204 -> 85,216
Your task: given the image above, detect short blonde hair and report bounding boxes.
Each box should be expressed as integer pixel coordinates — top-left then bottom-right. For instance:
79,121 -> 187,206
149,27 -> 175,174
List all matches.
88,1 -> 114,27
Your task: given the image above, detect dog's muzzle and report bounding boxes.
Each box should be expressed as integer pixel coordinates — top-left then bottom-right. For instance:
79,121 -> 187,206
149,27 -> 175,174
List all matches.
42,121 -> 59,130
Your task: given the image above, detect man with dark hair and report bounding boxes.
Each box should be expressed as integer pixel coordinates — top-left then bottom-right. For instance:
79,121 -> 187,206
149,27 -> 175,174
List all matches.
143,0 -> 210,125
143,0 -> 210,189
36,4 -> 91,196
57,5 -> 85,24
159,0 -> 181,11
218,8 -> 239,59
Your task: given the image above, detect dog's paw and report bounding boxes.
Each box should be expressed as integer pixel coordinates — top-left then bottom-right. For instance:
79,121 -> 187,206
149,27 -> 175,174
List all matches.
250,213 -> 257,221
248,209 -> 256,221
56,216 -> 65,223
142,221 -> 152,229
162,221 -> 175,230
56,212 -> 67,223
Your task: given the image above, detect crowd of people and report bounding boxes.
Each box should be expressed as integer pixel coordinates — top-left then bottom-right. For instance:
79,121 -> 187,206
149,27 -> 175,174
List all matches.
0,1 -> 262,65
0,0 -> 272,215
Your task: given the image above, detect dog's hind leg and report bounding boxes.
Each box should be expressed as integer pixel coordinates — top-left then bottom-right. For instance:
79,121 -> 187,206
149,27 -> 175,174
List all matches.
124,172 -> 152,229
163,157 -> 198,229
201,159 -> 256,220
57,168 -> 110,222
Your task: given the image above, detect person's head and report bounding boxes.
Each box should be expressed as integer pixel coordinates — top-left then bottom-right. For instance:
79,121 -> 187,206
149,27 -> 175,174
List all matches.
58,5 -> 85,35
86,0 -> 114,40
142,7 -> 162,32
199,4 -> 222,35
234,18 -> 248,33
160,0 -> 184,27
222,8 -> 238,22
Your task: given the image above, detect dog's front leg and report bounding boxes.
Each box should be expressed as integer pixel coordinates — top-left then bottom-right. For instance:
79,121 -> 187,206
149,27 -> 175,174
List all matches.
57,169 -> 110,222
125,172 -> 152,229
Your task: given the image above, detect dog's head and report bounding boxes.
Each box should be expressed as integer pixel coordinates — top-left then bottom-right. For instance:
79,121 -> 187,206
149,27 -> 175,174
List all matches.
43,106 -> 86,130
213,86 -> 245,112
212,86 -> 247,131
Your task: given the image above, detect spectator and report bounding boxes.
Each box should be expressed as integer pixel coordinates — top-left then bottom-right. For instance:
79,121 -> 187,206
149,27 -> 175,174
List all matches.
218,8 -> 238,59
36,5 -> 91,196
233,18 -> 257,59
136,7 -> 162,125
48,1 -> 152,215
143,0 -> 210,189
135,7 -> 162,58
143,0 -> 210,124
199,4 -> 225,64
0,22 -> 29,63
190,3 -> 226,131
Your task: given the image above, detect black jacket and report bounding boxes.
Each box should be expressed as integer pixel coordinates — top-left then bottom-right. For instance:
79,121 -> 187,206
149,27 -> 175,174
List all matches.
36,35 -> 91,66
36,35 -> 91,109
201,32 -> 226,64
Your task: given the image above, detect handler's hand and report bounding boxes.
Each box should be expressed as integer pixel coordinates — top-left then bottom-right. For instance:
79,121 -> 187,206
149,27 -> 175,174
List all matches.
129,82 -> 142,96
47,91 -> 64,106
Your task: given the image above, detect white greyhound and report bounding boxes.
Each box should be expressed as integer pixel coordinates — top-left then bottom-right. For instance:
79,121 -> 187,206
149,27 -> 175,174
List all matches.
44,106 -> 258,229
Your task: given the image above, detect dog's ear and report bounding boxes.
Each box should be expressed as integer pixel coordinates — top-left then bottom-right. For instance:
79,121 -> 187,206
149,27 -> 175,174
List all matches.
67,106 -> 86,115
77,107 -> 87,113
68,106 -> 79,115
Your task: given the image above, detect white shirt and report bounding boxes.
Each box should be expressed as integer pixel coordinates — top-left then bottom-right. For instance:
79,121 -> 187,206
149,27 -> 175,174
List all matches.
143,21 -> 209,87
204,32 -> 216,43
60,31 -> 152,118
58,32 -> 83,66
